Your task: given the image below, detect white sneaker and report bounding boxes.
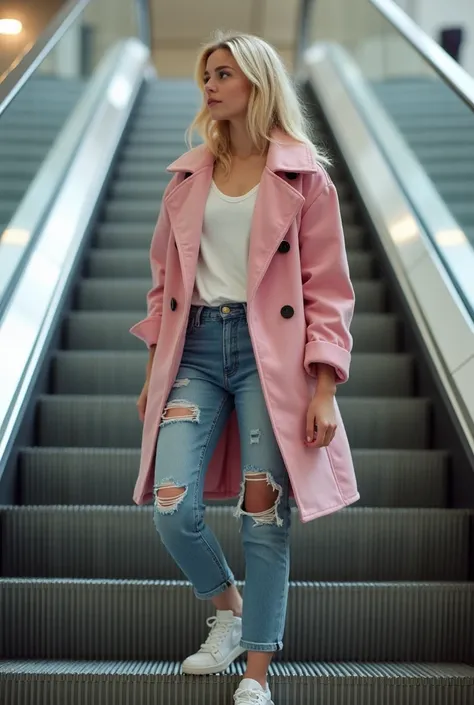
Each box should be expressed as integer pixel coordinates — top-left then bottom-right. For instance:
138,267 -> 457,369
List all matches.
181,610 -> 246,675
234,678 -> 274,704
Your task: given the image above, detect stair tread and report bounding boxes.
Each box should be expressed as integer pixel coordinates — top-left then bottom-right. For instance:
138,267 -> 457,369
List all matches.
3,505 -> 467,515
2,576 -> 472,586
1,659 -> 473,679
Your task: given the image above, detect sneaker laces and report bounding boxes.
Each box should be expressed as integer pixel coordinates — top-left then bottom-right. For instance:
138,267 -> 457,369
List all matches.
233,687 -> 269,704
199,616 -> 233,655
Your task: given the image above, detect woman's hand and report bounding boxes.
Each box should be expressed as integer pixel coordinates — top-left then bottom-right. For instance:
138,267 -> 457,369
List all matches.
305,390 -> 338,447
136,378 -> 150,422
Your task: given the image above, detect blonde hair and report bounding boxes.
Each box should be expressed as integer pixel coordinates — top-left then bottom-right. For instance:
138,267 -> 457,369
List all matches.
186,31 -> 330,173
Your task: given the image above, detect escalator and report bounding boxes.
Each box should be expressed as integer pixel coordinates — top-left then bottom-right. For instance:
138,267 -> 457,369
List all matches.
1,74 -> 473,704
373,78 -> 474,244
0,76 -> 83,229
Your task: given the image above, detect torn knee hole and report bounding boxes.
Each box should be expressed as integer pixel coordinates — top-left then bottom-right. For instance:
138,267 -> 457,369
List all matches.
155,483 -> 187,514
234,470 -> 283,527
160,399 -> 200,426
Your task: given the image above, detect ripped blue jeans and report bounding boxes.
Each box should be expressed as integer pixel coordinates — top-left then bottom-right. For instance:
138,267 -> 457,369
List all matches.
153,303 -> 291,652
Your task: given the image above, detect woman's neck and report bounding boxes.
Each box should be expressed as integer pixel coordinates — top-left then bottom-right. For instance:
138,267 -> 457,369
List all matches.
228,121 -> 262,159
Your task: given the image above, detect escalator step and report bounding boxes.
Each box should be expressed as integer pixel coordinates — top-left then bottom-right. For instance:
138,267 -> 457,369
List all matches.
424,161 -> 474,179
400,129 -> 472,147
120,145 -> 197,163
0,127 -> 59,144
125,116 -> 195,133
108,179 -> 174,199
447,202 -> 474,226
0,161 -> 42,177
434,180 -> 474,202
51,350 -> 413,396
2,505 -> 469,581
63,311 -> 400,352
2,660 -> 472,705
125,126 -> 192,142
1,579 -> 472,661
17,446 -> 448,508
0,178 -> 33,198
412,144 -> 474,163
36,394 -> 430,449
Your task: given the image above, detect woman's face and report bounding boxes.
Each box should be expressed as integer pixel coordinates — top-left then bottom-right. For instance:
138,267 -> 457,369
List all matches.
204,48 -> 252,122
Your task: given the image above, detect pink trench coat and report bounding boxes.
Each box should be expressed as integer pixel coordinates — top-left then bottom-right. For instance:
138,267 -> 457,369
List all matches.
130,130 -> 360,522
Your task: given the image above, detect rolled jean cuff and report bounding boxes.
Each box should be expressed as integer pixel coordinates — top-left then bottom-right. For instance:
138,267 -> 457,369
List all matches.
240,639 -> 283,652
194,577 -> 234,601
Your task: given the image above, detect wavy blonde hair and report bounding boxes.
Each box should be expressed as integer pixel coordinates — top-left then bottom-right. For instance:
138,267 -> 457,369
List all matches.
186,31 -> 329,173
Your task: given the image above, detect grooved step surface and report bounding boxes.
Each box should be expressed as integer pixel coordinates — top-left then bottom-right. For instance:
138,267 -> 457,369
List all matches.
51,351 -> 414,396
1,661 -> 474,705
63,311 -> 399,352
1,579 -> 473,661
2,506 -> 470,581
35,394 -> 431,449
17,447 -> 448,507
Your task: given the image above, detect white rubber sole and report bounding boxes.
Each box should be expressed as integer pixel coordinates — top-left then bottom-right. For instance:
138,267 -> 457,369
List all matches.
181,644 -> 247,675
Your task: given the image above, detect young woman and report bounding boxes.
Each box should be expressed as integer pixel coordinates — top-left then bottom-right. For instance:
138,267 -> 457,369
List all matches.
131,31 -> 359,705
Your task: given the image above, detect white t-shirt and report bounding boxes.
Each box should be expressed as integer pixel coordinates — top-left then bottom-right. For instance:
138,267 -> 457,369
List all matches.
191,180 -> 259,307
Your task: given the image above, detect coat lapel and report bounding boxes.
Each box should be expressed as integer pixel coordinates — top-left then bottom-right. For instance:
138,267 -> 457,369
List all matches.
163,133 -> 319,304
164,150 -> 213,300
246,168 -> 304,303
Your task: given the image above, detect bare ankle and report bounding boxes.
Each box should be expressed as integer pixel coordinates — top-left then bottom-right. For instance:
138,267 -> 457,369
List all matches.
245,651 -> 273,689
212,584 -> 242,616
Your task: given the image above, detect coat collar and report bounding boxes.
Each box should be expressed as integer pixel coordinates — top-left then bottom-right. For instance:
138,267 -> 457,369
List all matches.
164,128 -> 311,305
166,128 -> 321,175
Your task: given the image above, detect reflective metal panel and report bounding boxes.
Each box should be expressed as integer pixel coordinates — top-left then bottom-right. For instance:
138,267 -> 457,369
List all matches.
0,39 -> 149,458
304,42 -> 474,453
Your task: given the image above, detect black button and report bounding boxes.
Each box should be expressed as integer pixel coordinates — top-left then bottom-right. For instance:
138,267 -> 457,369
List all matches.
278,240 -> 290,254
280,305 -> 294,319
184,172 -> 191,179
170,298 -> 177,311
285,172 -> 298,180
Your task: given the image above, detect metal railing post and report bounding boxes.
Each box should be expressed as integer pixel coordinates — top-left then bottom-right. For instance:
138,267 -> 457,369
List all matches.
295,0 -> 313,75
135,0 -> 152,49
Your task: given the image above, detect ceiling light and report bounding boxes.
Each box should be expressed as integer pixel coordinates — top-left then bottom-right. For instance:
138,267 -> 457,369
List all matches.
0,19 -> 23,35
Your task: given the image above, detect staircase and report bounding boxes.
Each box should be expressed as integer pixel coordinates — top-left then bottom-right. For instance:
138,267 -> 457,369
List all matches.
1,78 -> 473,703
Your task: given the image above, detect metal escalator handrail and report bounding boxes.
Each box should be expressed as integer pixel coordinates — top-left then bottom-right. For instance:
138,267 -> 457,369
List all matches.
0,39 -> 149,477
370,0 -> 474,113
304,42 -> 474,458
0,0 -> 93,119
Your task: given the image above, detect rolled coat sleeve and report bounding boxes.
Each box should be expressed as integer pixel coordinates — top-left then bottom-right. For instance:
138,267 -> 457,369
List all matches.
300,172 -> 355,383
